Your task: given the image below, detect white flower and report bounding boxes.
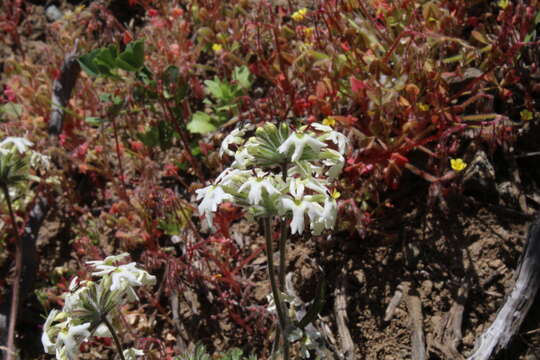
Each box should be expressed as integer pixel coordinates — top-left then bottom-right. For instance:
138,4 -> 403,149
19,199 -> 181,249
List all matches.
322,149 -> 344,180
0,136 -> 33,154
307,197 -> 337,235
220,127 -> 247,157
309,123 -> 332,133
238,175 -> 279,205
289,177 -> 328,199
215,168 -> 249,187
42,310 -> 60,354
123,348 -> 145,360
87,253 -> 129,267
63,283 -> 89,313
327,131 -> 348,154
57,322 -> 91,360
90,262 -> 156,293
278,132 -> 326,162
93,323 -> 111,338
30,151 -> 51,170
196,185 -> 234,227
311,123 -> 348,154
281,197 -> 309,234
231,146 -> 254,169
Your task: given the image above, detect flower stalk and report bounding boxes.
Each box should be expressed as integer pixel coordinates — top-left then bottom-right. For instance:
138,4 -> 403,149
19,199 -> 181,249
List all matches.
263,217 -> 290,360
2,185 -> 22,360
102,315 -> 126,360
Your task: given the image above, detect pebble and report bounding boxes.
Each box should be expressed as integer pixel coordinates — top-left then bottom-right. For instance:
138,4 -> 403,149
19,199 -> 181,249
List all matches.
488,259 -> 503,269
421,280 -> 433,297
46,5 -> 63,22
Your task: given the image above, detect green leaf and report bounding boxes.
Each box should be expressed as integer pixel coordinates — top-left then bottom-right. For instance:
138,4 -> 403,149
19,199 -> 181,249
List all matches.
78,49 -> 102,77
0,103 -> 23,120
187,112 -> 216,134
116,39 -> 145,72
204,78 -> 225,100
78,45 -> 118,77
84,117 -> 105,127
233,65 -> 252,90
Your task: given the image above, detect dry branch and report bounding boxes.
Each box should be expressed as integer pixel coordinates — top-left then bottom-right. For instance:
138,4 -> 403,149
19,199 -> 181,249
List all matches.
432,281 -> 468,360
403,282 -> 426,360
467,214 -> 540,360
48,41 -> 81,136
384,282 -> 406,322
334,269 -> 355,360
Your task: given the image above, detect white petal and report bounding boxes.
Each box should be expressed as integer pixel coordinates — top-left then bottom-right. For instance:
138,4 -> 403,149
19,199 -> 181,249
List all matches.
41,310 -> 59,354
0,136 -> 33,153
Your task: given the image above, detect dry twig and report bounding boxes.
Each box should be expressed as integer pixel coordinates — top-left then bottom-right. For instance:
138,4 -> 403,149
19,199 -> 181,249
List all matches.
467,214 -> 540,359
334,268 -> 355,360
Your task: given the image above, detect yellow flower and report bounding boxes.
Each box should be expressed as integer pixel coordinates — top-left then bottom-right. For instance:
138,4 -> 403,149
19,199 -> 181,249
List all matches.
212,43 -> 223,53
303,27 -> 314,37
520,109 -> 533,122
417,103 -> 429,111
331,189 -> 341,199
450,158 -> 467,172
291,8 -> 308,22
322,117 -> 336,127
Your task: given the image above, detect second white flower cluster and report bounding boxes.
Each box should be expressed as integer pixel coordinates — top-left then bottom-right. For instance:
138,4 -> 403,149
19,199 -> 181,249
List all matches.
197,122 -> 347,235
42,253 -> 155,360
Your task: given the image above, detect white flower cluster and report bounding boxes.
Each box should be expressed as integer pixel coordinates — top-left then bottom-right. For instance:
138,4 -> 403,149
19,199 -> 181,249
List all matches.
198,122 -> 347,235
42,253 -> 155,360
0,136 -> 51,170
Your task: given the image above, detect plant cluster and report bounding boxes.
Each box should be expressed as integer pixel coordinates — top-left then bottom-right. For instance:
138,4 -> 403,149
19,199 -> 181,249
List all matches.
42,253 -> 155,360
197,121 -> 346,359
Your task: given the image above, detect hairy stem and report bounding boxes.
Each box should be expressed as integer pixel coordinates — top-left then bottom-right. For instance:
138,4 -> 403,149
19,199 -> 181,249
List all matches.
278,220 -> 288,291
2,186 -> 22,360
263,217 -> 289,360
102,316 -> 126,360
278,162 -> 289,290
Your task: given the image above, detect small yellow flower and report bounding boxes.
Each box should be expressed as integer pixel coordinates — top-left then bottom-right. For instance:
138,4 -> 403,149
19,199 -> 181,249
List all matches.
498,0 -> 509,9
322,117 -> 336,127
212,43 -> 223,53
417,103 -> 429,111
520,109 -> 533,122
303,27 -> 314,37
450,158 -> 467,172
331,189 -> 341,199
291,8 -> 308,22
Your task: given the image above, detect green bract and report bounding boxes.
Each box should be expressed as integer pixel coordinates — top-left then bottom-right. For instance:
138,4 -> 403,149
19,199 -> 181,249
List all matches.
197,122 -> 347,235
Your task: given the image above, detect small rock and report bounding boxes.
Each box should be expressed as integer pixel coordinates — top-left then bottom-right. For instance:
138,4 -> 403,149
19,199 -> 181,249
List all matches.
421,280 -> 433,297
46,5 -> 63,22
488,259 -> 503,269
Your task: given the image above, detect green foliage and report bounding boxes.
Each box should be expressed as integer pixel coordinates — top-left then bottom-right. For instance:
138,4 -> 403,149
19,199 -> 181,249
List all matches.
187,112 -> 216,134
187,65 -> 252,134
137,120 -> 178,150
0,151 -> 29,190
78,40 -> 145,78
